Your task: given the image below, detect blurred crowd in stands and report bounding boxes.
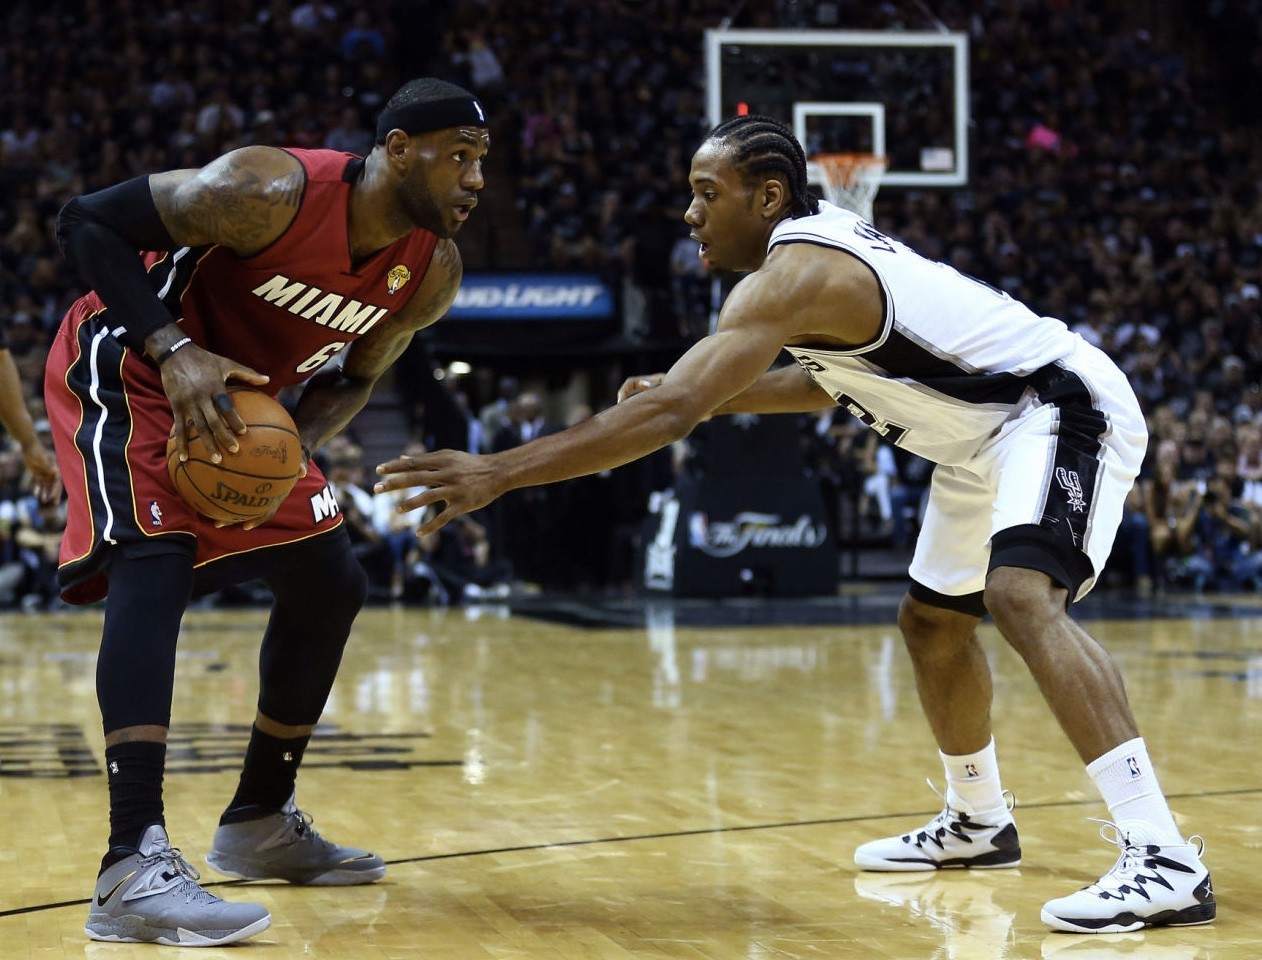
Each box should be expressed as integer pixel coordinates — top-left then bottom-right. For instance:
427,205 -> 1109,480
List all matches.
0,0 -> 1260,605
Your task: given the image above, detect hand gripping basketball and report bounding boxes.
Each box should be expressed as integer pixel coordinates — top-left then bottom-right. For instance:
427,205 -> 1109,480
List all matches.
166,388 -> 303,524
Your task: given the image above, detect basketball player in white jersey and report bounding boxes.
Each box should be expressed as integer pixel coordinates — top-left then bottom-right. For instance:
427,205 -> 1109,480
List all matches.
375,115 -> 1214,934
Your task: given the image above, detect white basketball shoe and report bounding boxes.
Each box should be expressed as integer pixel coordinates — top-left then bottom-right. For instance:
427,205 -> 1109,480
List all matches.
855,787 -> 1021,871
1040,822 -> 1215,933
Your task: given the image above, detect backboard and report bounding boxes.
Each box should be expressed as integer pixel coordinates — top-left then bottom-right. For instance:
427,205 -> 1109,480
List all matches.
705,29 -> 970,189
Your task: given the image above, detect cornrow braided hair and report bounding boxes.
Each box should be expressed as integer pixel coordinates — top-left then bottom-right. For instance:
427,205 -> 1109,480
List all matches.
706,115 -> 820,219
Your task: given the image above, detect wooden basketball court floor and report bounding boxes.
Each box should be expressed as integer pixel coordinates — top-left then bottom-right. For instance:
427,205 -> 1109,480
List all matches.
1,587 -> 1260,959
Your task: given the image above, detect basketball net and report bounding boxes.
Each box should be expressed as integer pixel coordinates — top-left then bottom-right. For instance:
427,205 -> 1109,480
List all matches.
813,153 -> 888,223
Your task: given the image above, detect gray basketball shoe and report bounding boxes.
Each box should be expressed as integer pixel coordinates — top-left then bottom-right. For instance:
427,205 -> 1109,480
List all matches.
207,793 -> 386,885
86,824 -> 271,946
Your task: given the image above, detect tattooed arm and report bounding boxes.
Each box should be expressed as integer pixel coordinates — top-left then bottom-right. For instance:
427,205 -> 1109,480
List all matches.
149,147 -> 304,256
138,149 -> 305,462
290,239 -> 464,457
54,149 -> 304,464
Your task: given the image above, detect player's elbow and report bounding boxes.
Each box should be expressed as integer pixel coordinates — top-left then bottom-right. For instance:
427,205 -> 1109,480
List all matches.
647,393 -> 709,444
659,410 -> 698,445
54,196 -> 89,260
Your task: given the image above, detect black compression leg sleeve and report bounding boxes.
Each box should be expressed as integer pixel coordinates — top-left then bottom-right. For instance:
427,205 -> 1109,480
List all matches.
95,548 -> 192,869
223,541 -> 367,816
97,548 -> 195,732
255,541 -> 368,725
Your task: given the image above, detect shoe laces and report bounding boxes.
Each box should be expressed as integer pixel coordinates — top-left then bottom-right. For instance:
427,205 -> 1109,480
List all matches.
281,805 -> 338,853
138,844 -> 218,905
1084,820 -> 1204,900
905,780 -> 1014,847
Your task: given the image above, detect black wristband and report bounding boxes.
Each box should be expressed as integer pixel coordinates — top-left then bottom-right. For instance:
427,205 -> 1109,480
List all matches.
155,336 -> 193,365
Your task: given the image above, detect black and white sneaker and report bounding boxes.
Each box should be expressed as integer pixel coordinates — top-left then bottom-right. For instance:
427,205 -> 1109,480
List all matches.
1041,823 -> 1215,934
854,787 -> 1021,871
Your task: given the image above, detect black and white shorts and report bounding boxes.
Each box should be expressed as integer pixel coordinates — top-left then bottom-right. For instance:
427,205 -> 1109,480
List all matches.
909,341 -> 1147,605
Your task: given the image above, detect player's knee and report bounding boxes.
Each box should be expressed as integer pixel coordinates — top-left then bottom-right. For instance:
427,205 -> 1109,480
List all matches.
273,544 -> 368,623
324,552 -> 369,620
897,593 -> 976,656
257,550 -> 367,725
983,567 -> 1065,639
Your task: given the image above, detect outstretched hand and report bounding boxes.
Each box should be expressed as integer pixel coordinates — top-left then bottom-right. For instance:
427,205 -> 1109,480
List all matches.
374,448 -> 505,536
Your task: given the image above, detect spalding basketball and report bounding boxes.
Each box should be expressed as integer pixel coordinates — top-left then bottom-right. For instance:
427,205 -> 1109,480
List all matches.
166,388 -> 302,523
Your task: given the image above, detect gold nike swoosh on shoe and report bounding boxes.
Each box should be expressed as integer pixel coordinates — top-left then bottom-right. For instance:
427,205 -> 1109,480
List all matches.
95,870 -> 138,906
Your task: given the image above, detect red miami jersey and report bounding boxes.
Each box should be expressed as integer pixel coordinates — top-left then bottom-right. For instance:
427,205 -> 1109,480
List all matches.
45,148 -> 441,603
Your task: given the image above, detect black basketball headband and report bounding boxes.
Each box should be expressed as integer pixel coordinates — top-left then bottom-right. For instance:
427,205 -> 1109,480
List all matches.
375,96 -> 488,143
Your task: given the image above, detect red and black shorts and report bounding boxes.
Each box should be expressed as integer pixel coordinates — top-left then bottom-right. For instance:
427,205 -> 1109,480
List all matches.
45,301 -> 346,604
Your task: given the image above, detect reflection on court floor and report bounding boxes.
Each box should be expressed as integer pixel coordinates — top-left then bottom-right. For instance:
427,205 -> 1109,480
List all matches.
1,593 -> 1259,958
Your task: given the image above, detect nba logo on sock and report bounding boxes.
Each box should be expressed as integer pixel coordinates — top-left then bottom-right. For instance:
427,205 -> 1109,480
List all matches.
964,763 -> 979,778
1126,756 -> 1142,778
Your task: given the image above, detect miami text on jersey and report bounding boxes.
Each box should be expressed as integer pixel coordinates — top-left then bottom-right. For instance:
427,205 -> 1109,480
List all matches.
252,274 -> 389,335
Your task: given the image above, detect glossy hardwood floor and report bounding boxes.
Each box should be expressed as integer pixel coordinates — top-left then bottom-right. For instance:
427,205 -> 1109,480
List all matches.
1,594 -> 1259,958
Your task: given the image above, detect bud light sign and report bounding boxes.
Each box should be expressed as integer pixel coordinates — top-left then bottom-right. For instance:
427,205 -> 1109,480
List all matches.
448,273 -> 614,320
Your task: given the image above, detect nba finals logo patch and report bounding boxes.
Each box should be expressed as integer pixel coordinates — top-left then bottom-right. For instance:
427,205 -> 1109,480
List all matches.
386,264 -> 411,295
150,501 -> 163,527
1055,467 -> 1087,513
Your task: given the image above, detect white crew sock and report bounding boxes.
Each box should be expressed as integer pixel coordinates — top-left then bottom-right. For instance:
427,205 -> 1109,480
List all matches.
1086,737 -> 1183,846
940,738 -> 1008,818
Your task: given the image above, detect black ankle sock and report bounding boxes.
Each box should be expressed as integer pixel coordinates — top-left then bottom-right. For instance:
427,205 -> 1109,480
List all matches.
222,726 -> 309,823
100,847 -> 135,873
103,740 -> 166,869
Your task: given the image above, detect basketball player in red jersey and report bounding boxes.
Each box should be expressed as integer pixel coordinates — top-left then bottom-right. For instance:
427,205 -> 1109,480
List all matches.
46,78 -> 489,947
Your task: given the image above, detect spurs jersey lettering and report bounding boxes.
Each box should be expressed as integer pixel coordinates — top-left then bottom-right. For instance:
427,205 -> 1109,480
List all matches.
774,201 -> 1084,465
87,148 -> 438,391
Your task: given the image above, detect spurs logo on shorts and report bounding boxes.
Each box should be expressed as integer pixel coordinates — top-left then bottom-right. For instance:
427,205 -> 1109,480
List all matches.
1055,467 -> 1087,513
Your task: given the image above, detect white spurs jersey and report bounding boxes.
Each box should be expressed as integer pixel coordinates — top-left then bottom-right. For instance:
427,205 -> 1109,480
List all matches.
773,201 -> 1101,465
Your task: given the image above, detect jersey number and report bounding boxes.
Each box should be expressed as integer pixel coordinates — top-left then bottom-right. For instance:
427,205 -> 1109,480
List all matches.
854,222 -> 896,253
296,341 -> 348,373
834,391 -> 909,445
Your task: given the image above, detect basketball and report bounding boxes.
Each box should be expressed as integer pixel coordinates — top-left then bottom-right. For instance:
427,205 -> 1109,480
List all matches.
166,388 -> 303,523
